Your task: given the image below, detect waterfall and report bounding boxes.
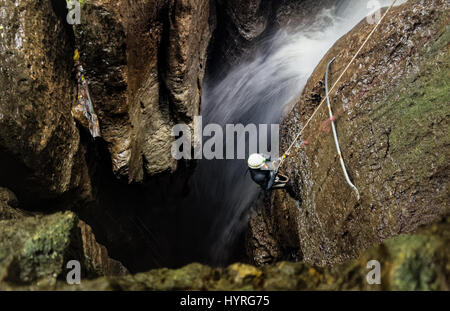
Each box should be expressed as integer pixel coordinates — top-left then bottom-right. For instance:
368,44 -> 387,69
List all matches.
178,0 -> 407,265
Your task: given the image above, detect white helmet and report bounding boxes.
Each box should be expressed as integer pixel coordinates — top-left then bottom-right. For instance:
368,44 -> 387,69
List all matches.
248,153 -> 266,169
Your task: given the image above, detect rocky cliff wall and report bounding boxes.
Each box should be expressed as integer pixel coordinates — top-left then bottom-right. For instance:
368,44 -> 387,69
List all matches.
247,0 -> 449,266
0,0 -> 316,277
0,0 -> 448,288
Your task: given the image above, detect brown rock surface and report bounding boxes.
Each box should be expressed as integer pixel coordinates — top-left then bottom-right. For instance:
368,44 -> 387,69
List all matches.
221,0 -> 271,41
78,220 -> 129,276
0,0 -> 90,202
0,187 -> 23,220
247,0 -> 450,266
72,0 -> 215,181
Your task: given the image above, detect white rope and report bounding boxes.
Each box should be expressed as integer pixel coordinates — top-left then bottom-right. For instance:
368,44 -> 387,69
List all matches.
277,0 -> 398,170
325,57 -> 360,200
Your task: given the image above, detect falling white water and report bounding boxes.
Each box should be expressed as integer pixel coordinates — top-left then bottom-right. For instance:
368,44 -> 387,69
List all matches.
182,0 -> 407,265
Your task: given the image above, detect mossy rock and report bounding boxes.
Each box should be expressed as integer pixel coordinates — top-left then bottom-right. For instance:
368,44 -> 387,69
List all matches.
35,219 -> 449,291
383,222 -> 450,290
0,212 -> 98,286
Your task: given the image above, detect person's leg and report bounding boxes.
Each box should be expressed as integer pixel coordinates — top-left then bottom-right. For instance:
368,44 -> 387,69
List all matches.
263,171 -> 277,190
271,177 -> 288,189
284,181 -> 301,202
271,182 -> 287,189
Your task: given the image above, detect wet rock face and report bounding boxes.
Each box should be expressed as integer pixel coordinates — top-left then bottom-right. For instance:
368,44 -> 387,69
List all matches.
0,1 -> 216,271
0,0 -> 226,274
208,0 -> 334,75
129,0 -> 215,180
221,0 -> 271,41
0,0 -> 310,194
246,192 -> 302,266
248,0 -> 450,266
73,1 -> 129,177
273,0 -> 336,28
0,0 -> 89,201
207,0 -> 275,76
73,0 -> 215,181
165,0 -> 215,120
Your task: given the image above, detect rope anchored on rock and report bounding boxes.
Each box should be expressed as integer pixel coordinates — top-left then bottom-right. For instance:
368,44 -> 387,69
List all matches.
325,57 -> 360,200
276,0 -> 399,199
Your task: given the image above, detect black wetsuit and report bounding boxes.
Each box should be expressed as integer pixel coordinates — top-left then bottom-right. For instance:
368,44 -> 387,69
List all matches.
249,168 -> 276,191
249,157 -> 297,200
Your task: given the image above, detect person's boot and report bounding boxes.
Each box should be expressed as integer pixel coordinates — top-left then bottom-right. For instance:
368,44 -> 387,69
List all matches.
285,181 -> 301,202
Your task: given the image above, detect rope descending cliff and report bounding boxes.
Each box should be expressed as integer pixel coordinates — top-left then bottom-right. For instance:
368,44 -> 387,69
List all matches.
275,0 -> 399,201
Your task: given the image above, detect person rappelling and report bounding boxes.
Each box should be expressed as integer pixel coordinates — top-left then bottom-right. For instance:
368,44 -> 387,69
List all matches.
247,153 -> 297,199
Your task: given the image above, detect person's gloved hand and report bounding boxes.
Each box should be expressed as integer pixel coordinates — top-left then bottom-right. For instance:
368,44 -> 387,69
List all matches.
262,154 -> 271,161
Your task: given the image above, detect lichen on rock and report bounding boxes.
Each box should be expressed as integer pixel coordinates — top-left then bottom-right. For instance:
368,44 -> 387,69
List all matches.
4,217 -> 447,290
0,212 -> 95,286
0,210 -> 128,289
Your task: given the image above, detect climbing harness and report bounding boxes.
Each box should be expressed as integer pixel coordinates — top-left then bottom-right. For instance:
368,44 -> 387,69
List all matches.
73,49 -> 101,138
325,58 -> 360,200
276,0 -> 399,198
248,153 -> 290,191
272,173 -> 290,189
